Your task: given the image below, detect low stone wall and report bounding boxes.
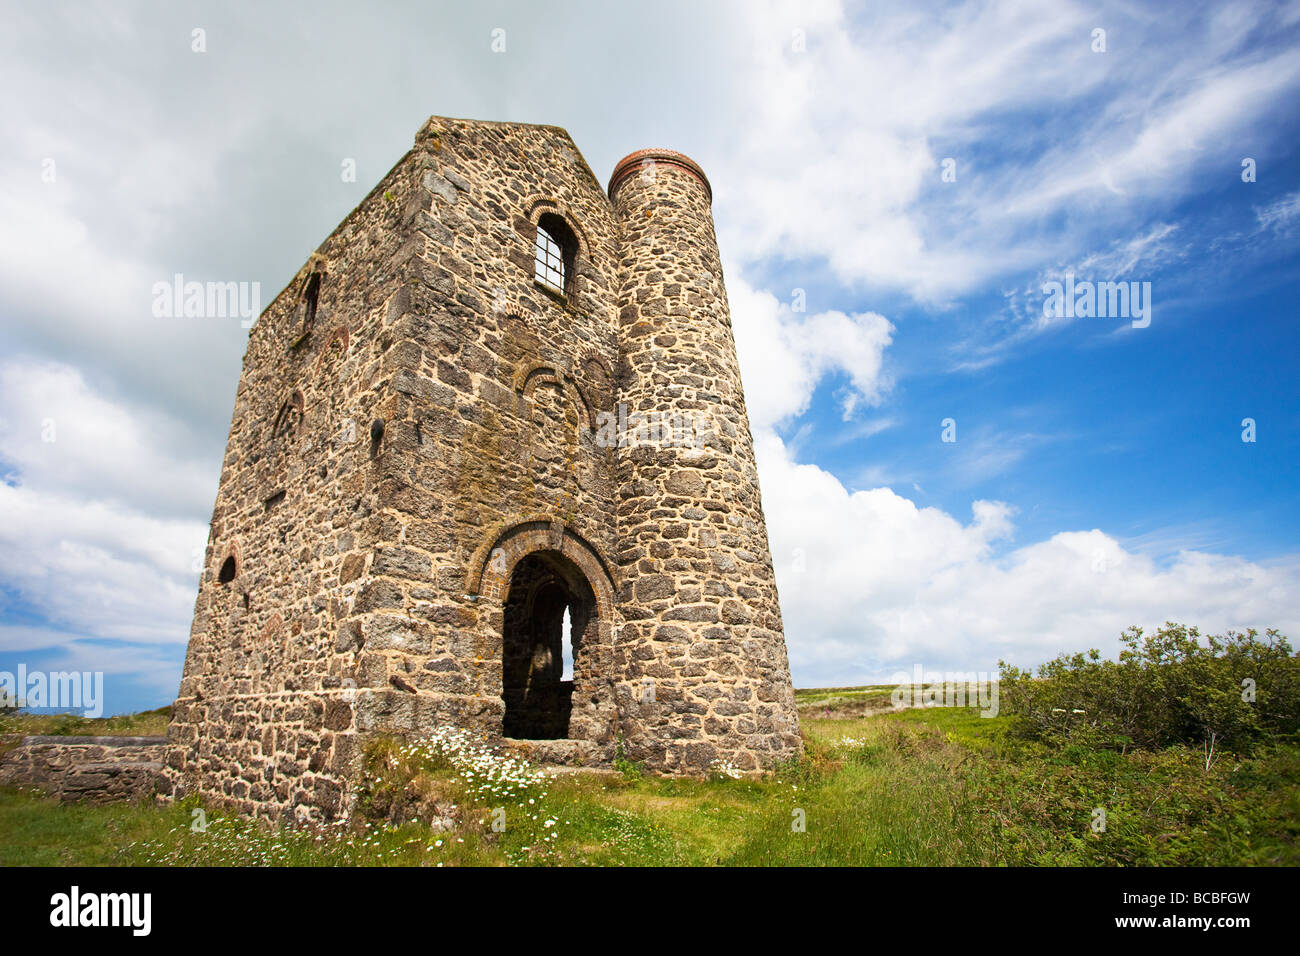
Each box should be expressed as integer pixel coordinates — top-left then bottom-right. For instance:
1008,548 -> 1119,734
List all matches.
0,735 -> 170,804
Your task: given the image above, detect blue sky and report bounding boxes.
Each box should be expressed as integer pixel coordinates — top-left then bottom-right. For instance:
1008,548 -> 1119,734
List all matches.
784,242 -> 1300,560
1,0 -> 1298,715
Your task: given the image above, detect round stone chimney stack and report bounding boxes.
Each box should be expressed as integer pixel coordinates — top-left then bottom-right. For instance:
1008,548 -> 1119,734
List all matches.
608,148 -> 801,772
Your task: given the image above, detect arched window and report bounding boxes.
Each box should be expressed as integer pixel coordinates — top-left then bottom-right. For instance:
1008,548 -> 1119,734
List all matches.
270,390 -> 304,444
218,555 -> 237,584
534,213 -> 577,296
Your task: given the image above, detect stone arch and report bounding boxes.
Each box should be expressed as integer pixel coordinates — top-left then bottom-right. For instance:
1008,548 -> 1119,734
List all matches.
522,197 -> 592,301
500,310 -> 535,334
570,383 -> 597,439
513,362 -> 561,398
466,518 -> 617,614
512,362 -> 598,433
270,390 -> 305,444
523,197 -> 591,260
580,350 -> 614,392
467,519 -> 619,744
500,550 -> 595,739
576,350 -> 615,431
314,325 -> 350,374
534,213 -> 578,295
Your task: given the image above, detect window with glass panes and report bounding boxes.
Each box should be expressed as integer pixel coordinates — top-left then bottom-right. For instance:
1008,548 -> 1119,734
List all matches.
534,225 -> 566,292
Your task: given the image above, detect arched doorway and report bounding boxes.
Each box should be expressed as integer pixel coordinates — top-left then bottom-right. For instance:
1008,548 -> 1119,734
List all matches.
501,550 -> 598,739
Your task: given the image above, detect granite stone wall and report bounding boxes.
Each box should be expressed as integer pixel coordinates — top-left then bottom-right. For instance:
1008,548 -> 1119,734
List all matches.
608,151 -> 802,771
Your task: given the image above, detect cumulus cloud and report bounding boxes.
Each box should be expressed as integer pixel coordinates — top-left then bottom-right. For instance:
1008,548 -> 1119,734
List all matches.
0,361 -> 217,518
753,429 -> 1300,685
0,360 -> 208,653
728,271 -> 894,428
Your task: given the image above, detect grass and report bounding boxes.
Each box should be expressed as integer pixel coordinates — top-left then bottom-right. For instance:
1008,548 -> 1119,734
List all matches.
796,683 -> 896,714
0,693 -> 1295,866
0,706 -> 171,740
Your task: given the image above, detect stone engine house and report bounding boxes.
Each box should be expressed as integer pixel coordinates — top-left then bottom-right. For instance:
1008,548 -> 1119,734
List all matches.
167,116 -> 801,820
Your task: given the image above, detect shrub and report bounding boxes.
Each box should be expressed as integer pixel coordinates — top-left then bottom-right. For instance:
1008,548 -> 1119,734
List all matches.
1000,623 -> 1299,755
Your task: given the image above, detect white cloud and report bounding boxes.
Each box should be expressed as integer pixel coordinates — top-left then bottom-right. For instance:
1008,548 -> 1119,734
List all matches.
0,0 -> 1296,709
1256,190 -> 1300,235
725,245 -> 1300,687
754,429 -> 1300,685
710,0 -> 1300,302
0,360 -> 217,516
946,222 -> 1187,369
728,271 -> 894,428
0,361 -> 208,650
1072,223 -> 1183,279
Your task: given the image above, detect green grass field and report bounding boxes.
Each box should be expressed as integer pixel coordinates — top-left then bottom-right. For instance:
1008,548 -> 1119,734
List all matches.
0,692 -> 1295,866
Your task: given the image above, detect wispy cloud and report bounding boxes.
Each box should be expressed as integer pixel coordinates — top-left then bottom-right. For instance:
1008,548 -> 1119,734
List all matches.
1255,190 -> 1300,235
715,0 -> 1300,305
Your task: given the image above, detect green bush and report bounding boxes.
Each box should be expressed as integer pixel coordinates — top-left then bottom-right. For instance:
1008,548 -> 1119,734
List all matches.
1000,623 -> 1299,755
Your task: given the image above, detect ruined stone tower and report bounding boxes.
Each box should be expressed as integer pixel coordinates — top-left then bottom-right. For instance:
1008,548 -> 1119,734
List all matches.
167,117 -> 801,820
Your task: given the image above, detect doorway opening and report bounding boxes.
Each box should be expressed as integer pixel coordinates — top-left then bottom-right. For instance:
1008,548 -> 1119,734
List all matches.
501,550 -> 596,739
